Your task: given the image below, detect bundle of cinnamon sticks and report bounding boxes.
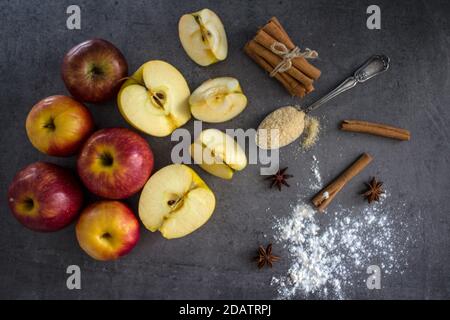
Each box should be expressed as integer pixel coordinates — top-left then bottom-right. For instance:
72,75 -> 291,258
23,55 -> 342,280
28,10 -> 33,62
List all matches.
244,17 -> 321,98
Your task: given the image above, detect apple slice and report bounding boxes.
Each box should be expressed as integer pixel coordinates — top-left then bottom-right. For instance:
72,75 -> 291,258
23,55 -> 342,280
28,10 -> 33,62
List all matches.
179,8 -> 228,66
190,129 -> 247,180
117,60 -> 191,137
190,77 -> 248,123
139,164 -> 216,239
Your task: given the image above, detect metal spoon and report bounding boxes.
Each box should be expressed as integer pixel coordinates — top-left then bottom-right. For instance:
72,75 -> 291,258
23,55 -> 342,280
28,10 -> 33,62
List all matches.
256,55 -> 390,149
303,54 -> 390,113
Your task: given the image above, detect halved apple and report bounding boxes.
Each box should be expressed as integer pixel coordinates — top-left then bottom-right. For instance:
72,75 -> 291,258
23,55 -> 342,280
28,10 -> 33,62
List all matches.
139,164 -> 216,239
178,8 -> 228,66
190,77 -> 248,123
117,60 -> 191,137
190,129 -> 247,180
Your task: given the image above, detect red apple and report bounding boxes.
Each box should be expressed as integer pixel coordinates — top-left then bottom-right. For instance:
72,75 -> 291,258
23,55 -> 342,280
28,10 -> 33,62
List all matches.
7,162 -> 83,232
62,39 -> 128,103
77,128 -> 153,199
76,200 -> 140,261
26,95 -> 94,156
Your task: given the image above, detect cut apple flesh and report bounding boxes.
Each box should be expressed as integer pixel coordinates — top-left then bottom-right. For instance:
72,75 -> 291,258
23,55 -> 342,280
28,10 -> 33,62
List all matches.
191,143 -> 233,179
118,60 -> 191,137
179,9 -> 228,66
190,129 -> 247,180
121,85 -> 169,116
193,14 -> 224,59
159,187 -> 215,239
180,15 -> 217,65
147,87 -> 169,113
139,164 -> 215,239
190,77 -> 248,123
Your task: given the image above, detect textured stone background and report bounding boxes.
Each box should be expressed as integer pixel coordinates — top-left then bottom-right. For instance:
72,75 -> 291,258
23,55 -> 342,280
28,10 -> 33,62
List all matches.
0,0 -> 449,299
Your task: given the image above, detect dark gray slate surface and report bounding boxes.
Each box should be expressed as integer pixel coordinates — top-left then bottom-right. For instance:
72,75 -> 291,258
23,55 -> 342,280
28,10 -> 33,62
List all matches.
0,0 -> 449,299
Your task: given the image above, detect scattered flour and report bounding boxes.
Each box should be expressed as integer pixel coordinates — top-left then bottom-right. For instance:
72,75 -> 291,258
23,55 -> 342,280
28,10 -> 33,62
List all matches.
309,155 -> 322,190
271,155 -> 411,299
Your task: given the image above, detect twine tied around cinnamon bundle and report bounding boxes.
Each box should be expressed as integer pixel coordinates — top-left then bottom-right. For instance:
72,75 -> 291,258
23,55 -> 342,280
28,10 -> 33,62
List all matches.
269,42 -> 318,77
244,17 -> 321,97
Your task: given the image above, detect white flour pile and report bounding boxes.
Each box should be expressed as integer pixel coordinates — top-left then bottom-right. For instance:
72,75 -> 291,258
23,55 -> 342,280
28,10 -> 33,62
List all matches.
271,156 -> 411,299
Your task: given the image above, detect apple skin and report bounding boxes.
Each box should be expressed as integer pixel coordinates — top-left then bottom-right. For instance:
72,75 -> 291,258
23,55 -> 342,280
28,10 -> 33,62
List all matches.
62,39 -> 128,103
7,162 -> 84,232
77,128 -> 154,199
26,95 -> 94,157
76,201 -> 140,261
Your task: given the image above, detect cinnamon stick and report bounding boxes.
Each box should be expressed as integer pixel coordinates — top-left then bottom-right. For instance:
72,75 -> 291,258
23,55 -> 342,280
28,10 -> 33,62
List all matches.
245,41 -> 306,97
262,18 -> 321,80
305,84 -> 314,93
312,153 -> 373,212
269,18 -> 288,39
244,17 -> 320,97
341,120 -> 411,141
254,30 -> 314,87
279,71 -> 307,97
262,19 -> 295,48
243,43 -> 293,94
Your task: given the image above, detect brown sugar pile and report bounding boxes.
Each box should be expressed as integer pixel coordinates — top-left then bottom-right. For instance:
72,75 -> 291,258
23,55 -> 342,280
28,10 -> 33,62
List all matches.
256,106 -> 305,149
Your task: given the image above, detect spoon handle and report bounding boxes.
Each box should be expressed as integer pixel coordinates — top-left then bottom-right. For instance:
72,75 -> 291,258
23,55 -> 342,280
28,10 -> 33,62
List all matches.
303,54 -> 390,114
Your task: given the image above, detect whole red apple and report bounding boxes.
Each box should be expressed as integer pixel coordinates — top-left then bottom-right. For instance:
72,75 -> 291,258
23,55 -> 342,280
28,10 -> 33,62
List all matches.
62,39 -> 128,103
77,128 -> 153,199
7,162 -> 84,232
76,200 -> 140,261
26,95 -> 94,157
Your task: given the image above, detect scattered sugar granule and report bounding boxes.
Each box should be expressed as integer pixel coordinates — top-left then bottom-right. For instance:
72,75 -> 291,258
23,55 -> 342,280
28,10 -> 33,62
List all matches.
302,116 -> 320,149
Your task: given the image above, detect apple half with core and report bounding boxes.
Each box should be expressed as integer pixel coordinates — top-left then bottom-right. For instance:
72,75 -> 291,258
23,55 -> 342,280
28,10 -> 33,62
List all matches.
26,95 -> 94,156
62,39 -> 128,103
190,77 -> 248,123
7,162 -> 83,232
190,129 -> 247,180
178,8 -> 228,66
77,128 -> 154,199
76,201 -> 140,261
118,60 -> 191,137
139,164 -> 216,239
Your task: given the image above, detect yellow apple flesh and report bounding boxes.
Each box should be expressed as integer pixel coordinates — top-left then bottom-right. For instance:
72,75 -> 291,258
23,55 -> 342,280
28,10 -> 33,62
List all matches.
139,164 -> 215,239
178,8 -> 228,66
190,129 -> 247,180
117,60 -> 191,137
190,77 -> 248,123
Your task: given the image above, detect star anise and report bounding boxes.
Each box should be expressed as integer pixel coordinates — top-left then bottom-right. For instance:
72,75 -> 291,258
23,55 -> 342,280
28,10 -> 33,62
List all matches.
362,177 -> 384,203
256,244 -> 280,269
265,167 -> 293,191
